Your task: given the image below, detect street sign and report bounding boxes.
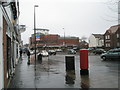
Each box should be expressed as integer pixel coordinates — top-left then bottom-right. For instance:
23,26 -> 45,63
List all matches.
36,35 -> 40,37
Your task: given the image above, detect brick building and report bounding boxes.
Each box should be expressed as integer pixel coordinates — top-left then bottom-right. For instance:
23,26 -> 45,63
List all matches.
58,37 -> 79,46
29,33 -> 79,49
0,1 -> 25,89
104,25 -> 120,50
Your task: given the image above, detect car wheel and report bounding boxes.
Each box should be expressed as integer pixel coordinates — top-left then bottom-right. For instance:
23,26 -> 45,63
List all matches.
102,56 -> 106,60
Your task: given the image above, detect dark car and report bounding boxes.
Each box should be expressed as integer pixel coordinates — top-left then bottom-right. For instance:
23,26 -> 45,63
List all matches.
93,49 -> 106,55
67,49 -> 76,54
48,50 -> 56,55
101,48 -> 120,60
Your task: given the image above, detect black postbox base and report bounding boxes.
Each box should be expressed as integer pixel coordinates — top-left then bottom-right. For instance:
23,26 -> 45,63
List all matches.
80,69 -> 89,75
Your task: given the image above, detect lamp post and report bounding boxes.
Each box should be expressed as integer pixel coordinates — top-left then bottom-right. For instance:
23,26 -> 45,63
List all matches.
63,28 -> 65,50
34,5 -> 38,71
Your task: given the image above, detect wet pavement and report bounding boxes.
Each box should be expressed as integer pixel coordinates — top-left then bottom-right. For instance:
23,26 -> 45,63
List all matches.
9,53 -> 120,88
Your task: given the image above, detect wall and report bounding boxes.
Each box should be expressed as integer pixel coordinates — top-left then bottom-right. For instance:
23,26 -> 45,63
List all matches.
0,1 -> 20,88
58,38 -> 79,46
30,34 -> 79,48
0,7 -> 4,89
89,35 -> 97,47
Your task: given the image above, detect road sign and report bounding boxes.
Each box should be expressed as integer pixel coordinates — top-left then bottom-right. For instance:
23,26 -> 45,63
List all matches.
36,35 -> 40,37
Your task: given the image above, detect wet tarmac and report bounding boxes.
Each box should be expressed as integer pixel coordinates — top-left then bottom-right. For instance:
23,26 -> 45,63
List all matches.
9,53 -> 120,88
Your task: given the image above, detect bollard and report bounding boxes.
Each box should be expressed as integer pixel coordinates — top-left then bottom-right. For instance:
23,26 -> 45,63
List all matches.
80,49 -> 89,75
65,56 -> 75,71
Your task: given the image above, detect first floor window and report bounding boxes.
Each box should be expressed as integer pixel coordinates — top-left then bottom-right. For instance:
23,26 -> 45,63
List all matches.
117,42 -> 120,47
117,33 -> 119,38
106,43 -> 110,47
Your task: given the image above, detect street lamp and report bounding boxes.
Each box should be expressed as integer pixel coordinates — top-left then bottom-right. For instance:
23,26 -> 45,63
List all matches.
63,28 -> 66,51
34,5 -> 38,71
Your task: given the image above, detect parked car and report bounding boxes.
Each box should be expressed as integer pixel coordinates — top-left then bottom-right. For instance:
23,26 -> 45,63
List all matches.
101,48 -> 120,60
67,49 -> 76,54
30,50 -> 39,55
55,49 -> 62,52
41,50 -> 49,57
48,50 -> 56,55
93,48 -> 106,55
88,47 -> 95,53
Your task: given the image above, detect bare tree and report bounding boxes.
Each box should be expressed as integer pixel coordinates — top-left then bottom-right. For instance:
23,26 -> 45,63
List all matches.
118,0 -> 120,23
102,0 -> 120,23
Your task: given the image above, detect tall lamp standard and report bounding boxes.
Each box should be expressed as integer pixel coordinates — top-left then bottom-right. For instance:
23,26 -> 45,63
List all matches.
34,5 -> 38,71
63,28 -> 66,51
63,28 -> 66,47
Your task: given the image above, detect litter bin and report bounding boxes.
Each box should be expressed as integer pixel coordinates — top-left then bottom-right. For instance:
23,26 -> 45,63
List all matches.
65,56 -> 75,71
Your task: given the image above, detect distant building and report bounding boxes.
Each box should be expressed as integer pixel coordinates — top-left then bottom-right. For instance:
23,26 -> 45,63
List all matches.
104,25 -> 120,50
35,28 -> 49,35
79,41 -> 88,49
29,34 -> 59,49
29,33 -> 79,49
88,34 -> 104,48
58,37 -> 79,47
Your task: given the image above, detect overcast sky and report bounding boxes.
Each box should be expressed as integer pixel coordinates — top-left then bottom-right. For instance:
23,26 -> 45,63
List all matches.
19,0 -> 118,44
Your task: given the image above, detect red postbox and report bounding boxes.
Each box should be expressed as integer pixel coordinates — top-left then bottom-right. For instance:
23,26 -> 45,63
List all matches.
80,49 -> 89,75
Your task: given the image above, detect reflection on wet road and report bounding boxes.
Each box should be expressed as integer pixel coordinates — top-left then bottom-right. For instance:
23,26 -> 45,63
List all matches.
9,53 -> 120,88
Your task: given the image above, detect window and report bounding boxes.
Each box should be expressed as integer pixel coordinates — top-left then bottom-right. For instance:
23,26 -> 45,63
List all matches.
107,35 -> 110,39
105,35 -> 107,39
117,33 -> 119,38
106,43 -> 110,47
117,42 -> 120,47
108,43 -> 110,47
105,35 -> 110,39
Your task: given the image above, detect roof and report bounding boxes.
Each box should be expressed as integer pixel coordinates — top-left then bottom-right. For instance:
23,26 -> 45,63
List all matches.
106,24 -> 120,34
35,28 -> 49,31
59,36 -> 79,39
92,34 -> 104,39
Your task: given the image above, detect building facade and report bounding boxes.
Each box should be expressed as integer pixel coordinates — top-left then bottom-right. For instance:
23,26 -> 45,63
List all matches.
104,25 -> 120,50
116,28 -> 120,47
88,34 -> 104,48
0,1 -> 25,89
58,37 -> 79,47
29,33 -> 79,49
0,5 -> 4,89
35,28 -> 49,35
